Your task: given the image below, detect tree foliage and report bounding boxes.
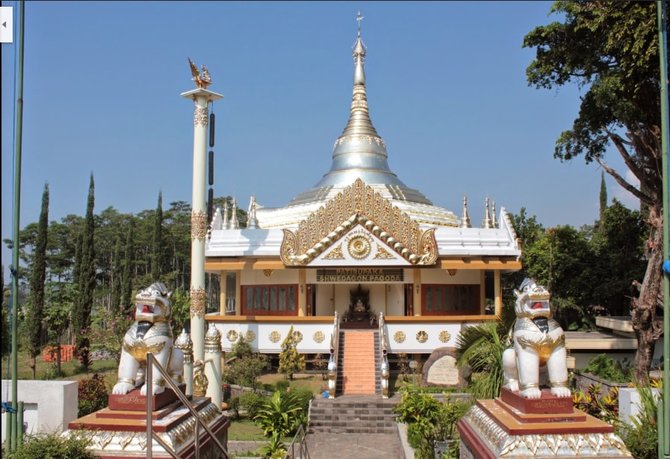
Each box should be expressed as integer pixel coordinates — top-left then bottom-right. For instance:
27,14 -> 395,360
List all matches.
278,326 -> 305,380
524,1 -> 663,382
27,184 -> 49,377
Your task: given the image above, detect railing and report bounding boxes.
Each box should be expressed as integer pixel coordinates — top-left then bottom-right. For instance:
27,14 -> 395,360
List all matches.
327,311 -> 340,399
284,423 -> 310,458
378,312 -> 390,398
146,352 -> 230,459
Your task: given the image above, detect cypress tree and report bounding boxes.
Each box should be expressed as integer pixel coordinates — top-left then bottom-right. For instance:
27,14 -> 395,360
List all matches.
74,175 -> 96,370
72,231 -> 83,286
151,192 -> 163,281
599,171 -> 608,219
110,234 -> 122,311
121,220 -> 135,315
28,184 -> 49,378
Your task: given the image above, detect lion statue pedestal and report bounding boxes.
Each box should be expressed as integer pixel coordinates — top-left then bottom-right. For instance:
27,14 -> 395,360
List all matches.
456,279 -> 632,458
64,282 -> 229,458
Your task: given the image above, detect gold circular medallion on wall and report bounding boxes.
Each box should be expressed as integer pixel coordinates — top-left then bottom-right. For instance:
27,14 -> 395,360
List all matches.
416,331 -> 428,343
313,330 -> 325,343
347,235 -> 371,260
245,330 -> 256,342
226,330 -> 239,343
269,331 -> 281,343
394,331 -> 406,343
438,330 -> 451,343
292,330 -> 303,343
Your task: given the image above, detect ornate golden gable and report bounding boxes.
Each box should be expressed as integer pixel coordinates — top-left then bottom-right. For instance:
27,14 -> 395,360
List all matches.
280,179 -> 438,266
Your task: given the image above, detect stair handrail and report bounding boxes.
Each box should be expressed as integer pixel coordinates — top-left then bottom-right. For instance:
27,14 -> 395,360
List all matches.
284,423 -> 310,458
378,312 -> 390,398
146,352 -> 230,459
327,311 -> 340,399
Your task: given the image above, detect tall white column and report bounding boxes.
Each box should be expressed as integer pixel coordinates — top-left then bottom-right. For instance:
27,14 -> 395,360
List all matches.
181,87 -> 223,365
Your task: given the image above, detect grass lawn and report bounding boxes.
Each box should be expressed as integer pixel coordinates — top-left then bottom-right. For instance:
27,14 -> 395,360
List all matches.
228,417 -> 266,441
257,372 -> 327,395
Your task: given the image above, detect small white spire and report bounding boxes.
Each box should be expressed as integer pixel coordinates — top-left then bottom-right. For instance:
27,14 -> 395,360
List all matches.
211,206 -> 223,230
491,200 -> 498,228
230,198 -> 240,229
482,196 -> 492,229
223,200 -> 230,229
460,195 -> 471,228
247,195 -> 258,229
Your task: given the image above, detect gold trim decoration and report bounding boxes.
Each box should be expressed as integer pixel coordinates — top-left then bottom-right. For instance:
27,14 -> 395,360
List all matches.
189,288 -> 206,319
226,330 -> 239,343
263,269 -> 273,277
347,235 -> 371,259
269,331 -> 281,343
324,244 -> 345,260
438,330 -> 451,343
191,210 -> 208,241
313,330 -> 325,343
374,244 -> 395,259
245,330 -> 256,342
394,331 -> 406,343
194,106 -> 209,127
416,330 -> 428,343
280,178 -> 439,266
292,330 -> 303,343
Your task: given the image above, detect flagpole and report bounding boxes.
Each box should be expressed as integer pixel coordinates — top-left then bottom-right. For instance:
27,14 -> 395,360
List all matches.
9,0 -> 26,451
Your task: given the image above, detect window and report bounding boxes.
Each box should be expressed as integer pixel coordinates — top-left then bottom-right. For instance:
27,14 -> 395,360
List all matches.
421,284 -> 480,315
241,284 -> 299,315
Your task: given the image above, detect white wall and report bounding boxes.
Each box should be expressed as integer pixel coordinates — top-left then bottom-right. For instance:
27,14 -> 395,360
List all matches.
1,380 -> 78,442
240,268 -> 299,285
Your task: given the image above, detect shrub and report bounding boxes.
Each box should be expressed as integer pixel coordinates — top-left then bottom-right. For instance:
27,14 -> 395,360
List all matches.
223,353 -> 269,388
78,373 -> 109,417
254,390 -> 304,439
394,384 -> 471,459
228,396 -> 240,420
582,354 -> 630,383
274,379 -> 290,392
239,391 -> 267,418
7,432 -> 93,459
456,322 -> 505,398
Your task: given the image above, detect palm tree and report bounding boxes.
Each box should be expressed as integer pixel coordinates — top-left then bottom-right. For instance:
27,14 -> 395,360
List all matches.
456,322 -> 507,399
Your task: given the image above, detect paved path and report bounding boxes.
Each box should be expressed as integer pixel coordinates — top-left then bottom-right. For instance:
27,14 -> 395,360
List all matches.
305,432 -> 405,459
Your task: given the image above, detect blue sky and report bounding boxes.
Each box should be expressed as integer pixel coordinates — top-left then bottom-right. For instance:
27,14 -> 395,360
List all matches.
1,1 -> 638,276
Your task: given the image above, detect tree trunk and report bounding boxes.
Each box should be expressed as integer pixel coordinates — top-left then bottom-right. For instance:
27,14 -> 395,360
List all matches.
56,340 -> 62,376
631,208 -> 664,384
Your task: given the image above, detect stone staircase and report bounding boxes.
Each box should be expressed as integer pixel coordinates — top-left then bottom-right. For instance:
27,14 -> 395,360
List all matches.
307,395 -> 399,434
337,330 -> 380,395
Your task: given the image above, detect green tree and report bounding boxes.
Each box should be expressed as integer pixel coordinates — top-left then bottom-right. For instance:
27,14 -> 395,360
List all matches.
120,220 -> 135,314
278,326 -> 305,380
599,172 -> 608,219
524,0 -> 663,382
109,235 -> 122,312
44,282 -> 74,376
151,192 -> 163,281
27,184 -> 49,378
74,175 -> 96,371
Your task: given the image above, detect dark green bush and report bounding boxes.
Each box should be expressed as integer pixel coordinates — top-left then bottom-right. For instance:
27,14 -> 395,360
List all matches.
582,354 -> 630,383
274,379 -> 290,392
7,432 -> 93,459
239,391 -> 267,418
78,373 -> 109,417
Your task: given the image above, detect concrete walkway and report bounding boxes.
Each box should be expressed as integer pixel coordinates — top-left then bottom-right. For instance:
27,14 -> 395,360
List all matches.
305,432 -> 405,459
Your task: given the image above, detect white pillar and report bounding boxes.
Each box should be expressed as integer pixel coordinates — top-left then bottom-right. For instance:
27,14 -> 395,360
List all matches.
175,329 -> 194,396
181,87 -> 223,364
204,323 -> 222,407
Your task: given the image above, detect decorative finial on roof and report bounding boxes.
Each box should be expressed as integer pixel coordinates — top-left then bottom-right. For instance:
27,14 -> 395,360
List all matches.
247,195 -> 259,229
460,195 -> 471,228
230,198 -> 240,230
222,200 -> 230,229
483,196 -> 492,229
491,200 -> 498,228
356,11 -> 364,38
211,206 -> 223,231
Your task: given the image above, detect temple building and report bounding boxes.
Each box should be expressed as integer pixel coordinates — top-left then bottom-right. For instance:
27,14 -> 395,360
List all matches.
205,20 -> 520,393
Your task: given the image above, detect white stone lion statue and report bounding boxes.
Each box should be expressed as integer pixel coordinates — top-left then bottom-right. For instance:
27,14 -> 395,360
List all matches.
502,278 -> 570,399
112,282 -> 184,396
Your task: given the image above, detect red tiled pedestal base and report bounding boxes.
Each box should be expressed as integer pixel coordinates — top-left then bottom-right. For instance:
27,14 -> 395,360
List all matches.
457,389 -> 632,458
66,394 -> 229,458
